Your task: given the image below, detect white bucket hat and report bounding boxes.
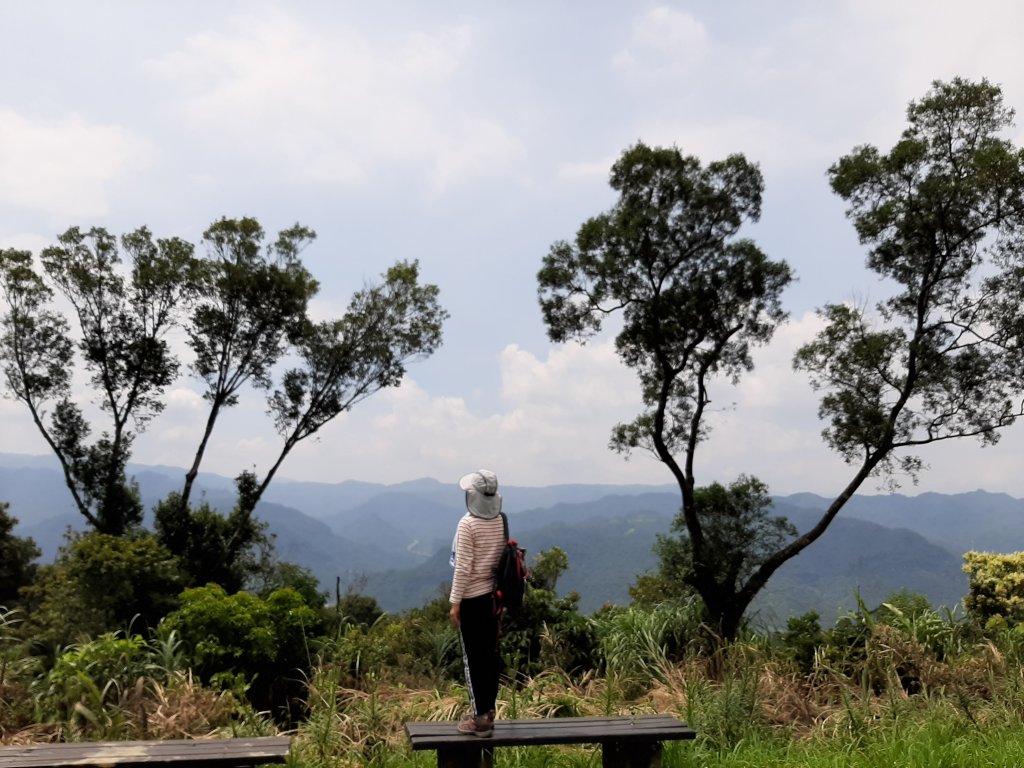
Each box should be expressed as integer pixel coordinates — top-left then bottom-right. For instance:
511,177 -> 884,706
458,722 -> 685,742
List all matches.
458,469 -> 502,519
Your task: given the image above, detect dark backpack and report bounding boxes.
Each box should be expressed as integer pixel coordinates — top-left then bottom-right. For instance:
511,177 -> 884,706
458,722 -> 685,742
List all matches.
494,512 -> 528,610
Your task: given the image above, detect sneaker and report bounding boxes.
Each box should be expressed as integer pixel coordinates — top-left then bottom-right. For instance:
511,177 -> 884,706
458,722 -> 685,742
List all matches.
457,712 -> 494,738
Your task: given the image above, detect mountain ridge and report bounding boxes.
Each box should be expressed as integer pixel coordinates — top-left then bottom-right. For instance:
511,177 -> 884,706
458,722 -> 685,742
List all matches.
2,452 -> 1019,623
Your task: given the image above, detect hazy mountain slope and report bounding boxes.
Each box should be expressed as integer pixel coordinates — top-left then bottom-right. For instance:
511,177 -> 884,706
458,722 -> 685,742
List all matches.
321,491 -> 456,559
0,452 -> 995,623
780,490 -> 1024,553
756,504 -> 967,625
364,502 -> 966,621
254,502 -> 392,581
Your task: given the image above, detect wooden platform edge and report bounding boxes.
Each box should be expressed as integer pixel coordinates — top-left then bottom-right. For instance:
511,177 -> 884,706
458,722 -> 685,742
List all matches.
405,714 -> 696,750
0,736 -> 292,768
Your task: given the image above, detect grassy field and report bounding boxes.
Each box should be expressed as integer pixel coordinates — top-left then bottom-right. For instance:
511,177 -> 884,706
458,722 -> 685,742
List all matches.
6,600 -> 1024,767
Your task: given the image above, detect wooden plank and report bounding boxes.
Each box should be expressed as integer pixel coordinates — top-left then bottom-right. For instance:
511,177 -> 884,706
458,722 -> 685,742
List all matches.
406,715 -> 695,750
0,737 -> 291,768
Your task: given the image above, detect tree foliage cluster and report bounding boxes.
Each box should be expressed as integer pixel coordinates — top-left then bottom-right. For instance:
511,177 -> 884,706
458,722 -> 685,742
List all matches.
0,216 -> 448,540
962,550 -> 1024,625
540,77 -> 1024,638
0,216 -> 448,647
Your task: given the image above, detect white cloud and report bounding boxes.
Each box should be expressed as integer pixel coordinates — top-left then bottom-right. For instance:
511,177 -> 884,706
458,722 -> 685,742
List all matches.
613,6 -> 708,76
231,326 -> 834,490
165,388 -> 205,411
639,116 -> 843,175
148,9 -> 525,191
0,232 -> 51,254
499,339 -> 639,413
0,110 -> 153,221
556,157 -> 614,184
6,2 -> 1024,502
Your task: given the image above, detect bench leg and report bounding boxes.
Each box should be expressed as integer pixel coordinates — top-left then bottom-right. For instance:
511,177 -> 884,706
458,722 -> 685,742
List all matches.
436,747 -> 493,768
602,739 -> 662,768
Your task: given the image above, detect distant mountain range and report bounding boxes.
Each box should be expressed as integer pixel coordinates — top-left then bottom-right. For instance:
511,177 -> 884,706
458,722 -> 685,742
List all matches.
3,452 -> 1021,625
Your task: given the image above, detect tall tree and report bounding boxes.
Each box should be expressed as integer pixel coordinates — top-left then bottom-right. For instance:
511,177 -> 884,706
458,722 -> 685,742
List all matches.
780,78 -> 1024,594
179,217 -> 319,512
255,259 -> 446,512
538,142 -> 794,638
0,228 -> 198,534
157,233 -> 447,580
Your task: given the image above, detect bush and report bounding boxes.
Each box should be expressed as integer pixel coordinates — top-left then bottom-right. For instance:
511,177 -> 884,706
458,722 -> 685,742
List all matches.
163,584 -> 322,721
21,531 -> 181,654
779,610 -> 824,676
963,551 -> 1024,625
501,587 -> 599,682
33,632 -> 154,727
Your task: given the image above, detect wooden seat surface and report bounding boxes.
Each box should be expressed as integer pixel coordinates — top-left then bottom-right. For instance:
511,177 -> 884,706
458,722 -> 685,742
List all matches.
406,714 -> 695,749
0,737 -> 291,768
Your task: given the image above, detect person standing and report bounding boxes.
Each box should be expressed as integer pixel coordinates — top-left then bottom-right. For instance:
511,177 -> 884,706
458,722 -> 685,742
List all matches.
449,469 -> 506,737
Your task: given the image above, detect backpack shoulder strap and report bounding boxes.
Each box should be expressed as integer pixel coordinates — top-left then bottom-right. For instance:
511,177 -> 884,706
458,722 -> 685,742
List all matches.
500,511 -> 509,541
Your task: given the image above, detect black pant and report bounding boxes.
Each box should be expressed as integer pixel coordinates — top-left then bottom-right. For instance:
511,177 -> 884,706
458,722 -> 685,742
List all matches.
458,593 -> 500,716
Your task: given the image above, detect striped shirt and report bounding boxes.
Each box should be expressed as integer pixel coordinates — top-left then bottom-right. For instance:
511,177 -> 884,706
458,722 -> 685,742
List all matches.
449,513 -> 506,603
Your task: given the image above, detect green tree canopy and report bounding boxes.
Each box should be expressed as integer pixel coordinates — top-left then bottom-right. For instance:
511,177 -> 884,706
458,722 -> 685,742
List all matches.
538,142 -> 793,638
649,476 -> 795,622
180,217 -> 319,512
256,259 -> 447,511
21,531 -> 182,652
0,228 -> 197,533
0,502 -> 40,606
783,77 -> 1024,593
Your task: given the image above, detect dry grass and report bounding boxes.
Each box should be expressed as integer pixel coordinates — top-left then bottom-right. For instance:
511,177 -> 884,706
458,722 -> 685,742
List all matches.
1,672 -> 259,745
142,672 -> 251,739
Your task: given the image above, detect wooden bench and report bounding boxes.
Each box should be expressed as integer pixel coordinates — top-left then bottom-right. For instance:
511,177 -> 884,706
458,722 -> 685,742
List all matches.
405,714 -> 695,768
0,736 -> 291,768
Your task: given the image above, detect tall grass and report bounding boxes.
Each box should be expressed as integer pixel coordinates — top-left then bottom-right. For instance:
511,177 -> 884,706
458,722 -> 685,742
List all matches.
7,599 -> 1024,768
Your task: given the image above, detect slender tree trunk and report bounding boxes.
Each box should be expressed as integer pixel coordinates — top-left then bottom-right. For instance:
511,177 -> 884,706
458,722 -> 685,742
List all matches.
180,396 -> 226,512
23,399 -> 99,529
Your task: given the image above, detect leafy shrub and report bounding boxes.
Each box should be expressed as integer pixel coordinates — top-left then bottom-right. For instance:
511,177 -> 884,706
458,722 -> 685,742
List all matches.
963,551 -> 1024,625
21,531 -> 181,654
163,584 -> 321,721
779,610 -> 824,676
502,587 -> 598,682
33,632 -> 154,726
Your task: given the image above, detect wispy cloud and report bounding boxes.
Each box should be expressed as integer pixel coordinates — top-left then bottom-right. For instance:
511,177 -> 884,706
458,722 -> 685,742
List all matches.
0,110 -> 153,222
148,9 -> 525,192
612,6 -> 708,77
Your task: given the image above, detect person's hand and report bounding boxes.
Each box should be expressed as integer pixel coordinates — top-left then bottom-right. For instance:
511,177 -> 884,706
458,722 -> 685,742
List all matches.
450,603 -> 460,627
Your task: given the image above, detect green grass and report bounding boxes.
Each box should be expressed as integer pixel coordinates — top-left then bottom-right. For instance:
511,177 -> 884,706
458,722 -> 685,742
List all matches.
10,599 -> 1024,767
662,718 -> 1024,767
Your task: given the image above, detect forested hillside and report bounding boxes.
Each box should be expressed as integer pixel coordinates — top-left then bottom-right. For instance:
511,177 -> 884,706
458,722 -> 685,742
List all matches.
2,453 -> 1005,622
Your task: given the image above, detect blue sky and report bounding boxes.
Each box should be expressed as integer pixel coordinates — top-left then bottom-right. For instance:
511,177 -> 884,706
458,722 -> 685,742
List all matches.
3,1 -> 1024,496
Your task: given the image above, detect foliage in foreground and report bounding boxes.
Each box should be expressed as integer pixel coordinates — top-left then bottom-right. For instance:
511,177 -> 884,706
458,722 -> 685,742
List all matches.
538,76 -> 1024,642
6,596 -> 1024,768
